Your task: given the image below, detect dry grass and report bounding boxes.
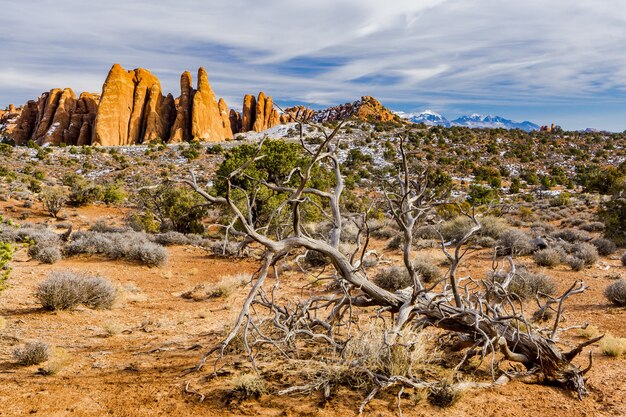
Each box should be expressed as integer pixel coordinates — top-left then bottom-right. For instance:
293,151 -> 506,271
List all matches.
600,333 -> 626,357
230,373 -> 267,398
38,347 -> 71,375
207,273 -> 250,298
578,324 -> 601,340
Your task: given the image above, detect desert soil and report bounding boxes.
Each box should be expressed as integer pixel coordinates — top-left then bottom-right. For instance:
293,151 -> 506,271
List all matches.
0,200 -> 624,417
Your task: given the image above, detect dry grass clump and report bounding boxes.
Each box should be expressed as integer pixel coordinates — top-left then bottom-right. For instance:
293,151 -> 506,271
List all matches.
604,279 -> 626,307
207,273 -> 249,298
13,341 -> 49,365
36,270 -> 117,311
599,333 -> 626,357
373,266 -> 410,292
590,238 -> 617,256
533,248 -> 563,267
578,324 -> 601,339
230,373 -> 268,399
342,325 -> 429,378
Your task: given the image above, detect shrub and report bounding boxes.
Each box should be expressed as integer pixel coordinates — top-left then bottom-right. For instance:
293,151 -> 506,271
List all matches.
580,222 -> 605,232
590,238 -> 617,256
478,216 -> 508,239
533,248 -> 563,267
493,268 -> 556,300
565,255 -> 584,271
41,186 -> 68,218
604,279 -> 626,306
28,244 -> 62,264
413,255 -> 440,283
35,270 -> 117,310
551,228 -> 591,243
373,266 -> 410,292
438,216 -> 473,243
64,231 -> 168,267
386,234 -> 403,250
13,341 -> 49,365
570,242 -> 599,266
62,174 -> 104,206
102,183 -> 127,204
496,229 -> 534,256
155,231 -> 190,246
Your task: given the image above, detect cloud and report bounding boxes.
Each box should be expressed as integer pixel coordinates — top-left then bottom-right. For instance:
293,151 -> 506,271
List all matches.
0,0 -> 625,130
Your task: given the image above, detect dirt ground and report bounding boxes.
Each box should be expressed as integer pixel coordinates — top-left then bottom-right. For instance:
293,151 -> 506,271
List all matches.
0,200 -> 625,417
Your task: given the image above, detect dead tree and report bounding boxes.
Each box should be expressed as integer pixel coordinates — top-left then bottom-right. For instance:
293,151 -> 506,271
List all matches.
181,116 -> 600,407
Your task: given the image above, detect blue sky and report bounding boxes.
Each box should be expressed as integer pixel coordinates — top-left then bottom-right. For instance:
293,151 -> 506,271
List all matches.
1,0 -> 625,131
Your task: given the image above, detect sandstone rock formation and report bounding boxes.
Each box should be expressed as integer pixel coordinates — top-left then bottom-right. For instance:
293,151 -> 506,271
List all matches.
229,109 -> 242,136
6,63 -> 398,146
241,94 -> 256,133
190,67 -> 232,142
169,71 -> 194,143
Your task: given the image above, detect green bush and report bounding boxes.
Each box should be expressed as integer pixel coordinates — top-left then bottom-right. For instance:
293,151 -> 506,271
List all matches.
0,242 -> 14,293
136,185 -> 207,234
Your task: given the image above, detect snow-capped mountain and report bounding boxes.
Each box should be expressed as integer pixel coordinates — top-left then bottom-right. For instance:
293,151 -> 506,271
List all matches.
451,114 -> 539,131
394,110 -> 451,127
396,111 -> 539,132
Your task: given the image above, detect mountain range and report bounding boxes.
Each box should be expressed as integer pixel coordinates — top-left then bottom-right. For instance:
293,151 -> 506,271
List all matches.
395,110 -> 540,132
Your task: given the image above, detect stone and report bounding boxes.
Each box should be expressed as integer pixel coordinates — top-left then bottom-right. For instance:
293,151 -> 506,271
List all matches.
191,67 -> 232,141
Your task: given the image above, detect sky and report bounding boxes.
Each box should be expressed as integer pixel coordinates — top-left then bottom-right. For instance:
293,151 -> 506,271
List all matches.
1,0 -> 625,131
